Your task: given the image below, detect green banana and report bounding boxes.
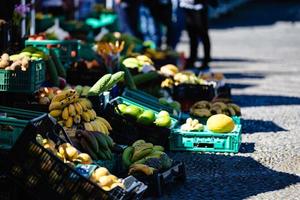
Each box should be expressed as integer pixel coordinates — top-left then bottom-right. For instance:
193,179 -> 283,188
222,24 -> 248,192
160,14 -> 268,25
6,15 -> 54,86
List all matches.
131,148 -> 153,163
132,140 -> 146,148
153,145 -> 164,152
103,148 -> 112,160
96,150 -> 108,160
94,132 -> 109,150
79,137 -> 99,160
81,131 -> 99,153
122,146 -> 134,167
103,134 -> 114,149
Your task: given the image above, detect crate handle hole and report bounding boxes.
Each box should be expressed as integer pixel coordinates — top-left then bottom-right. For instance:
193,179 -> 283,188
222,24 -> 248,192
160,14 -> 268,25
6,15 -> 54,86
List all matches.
194,143 -> 214,148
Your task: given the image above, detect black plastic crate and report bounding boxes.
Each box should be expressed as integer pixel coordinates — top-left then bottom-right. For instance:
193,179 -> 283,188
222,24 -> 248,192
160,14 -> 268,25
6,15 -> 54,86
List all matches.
7,114 -> 144,200
103,102 -> 175,149
132,161 -> 186,197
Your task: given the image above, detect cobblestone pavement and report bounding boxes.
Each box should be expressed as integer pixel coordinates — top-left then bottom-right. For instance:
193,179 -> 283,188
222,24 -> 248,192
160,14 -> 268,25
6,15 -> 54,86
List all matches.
156,1 -> 300,199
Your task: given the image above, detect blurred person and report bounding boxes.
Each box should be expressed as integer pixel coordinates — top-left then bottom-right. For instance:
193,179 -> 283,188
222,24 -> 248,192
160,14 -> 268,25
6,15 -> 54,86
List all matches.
180,0 -> 218,70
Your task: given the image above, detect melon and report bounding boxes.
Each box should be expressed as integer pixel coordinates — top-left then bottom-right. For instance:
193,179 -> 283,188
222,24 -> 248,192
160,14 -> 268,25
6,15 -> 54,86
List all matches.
207,114 -> 235,133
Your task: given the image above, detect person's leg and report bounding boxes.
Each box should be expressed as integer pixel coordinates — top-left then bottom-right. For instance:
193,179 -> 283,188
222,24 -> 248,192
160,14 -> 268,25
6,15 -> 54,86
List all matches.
185,10 -> 199,68
197,8 -> 211,67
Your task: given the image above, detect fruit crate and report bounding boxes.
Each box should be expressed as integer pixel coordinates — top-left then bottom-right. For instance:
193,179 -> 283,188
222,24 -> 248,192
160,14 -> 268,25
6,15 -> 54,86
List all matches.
104,97 -> 178,149
0,59 -> 45,93
169,124 -> 242,153
132,161 -> 186,197
172,84 -> 215,112
25,40 -> 80,66
7,114 -> 147,200
0,106 -> 45,150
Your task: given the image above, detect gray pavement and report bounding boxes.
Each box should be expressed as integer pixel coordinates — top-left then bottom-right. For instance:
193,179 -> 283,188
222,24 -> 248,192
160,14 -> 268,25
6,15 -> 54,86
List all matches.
159,0 -> 300,199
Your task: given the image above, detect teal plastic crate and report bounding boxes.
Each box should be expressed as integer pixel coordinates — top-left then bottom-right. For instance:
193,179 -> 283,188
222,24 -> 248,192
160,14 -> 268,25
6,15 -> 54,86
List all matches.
0,106 -> 44,150
0,59 -> 45,93
122,89 -> 178,117
25,40 -> 80,66
169,124 -> 242,153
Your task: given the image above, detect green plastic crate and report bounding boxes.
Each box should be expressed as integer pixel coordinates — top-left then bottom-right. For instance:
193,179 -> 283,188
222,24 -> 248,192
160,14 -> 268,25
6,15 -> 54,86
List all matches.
0,106 -> 44,150
0,59 -> 45,93
25,40 -> 80,66
169,124 -> 242,153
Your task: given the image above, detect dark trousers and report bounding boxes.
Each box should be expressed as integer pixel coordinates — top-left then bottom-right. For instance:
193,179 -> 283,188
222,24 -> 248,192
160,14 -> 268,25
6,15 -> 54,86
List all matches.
184,8 -> 211,66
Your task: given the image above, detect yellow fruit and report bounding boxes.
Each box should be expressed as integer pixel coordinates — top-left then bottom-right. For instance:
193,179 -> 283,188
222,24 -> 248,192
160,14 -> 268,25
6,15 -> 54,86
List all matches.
65,117 -> 73,128
81,111 -> 91,122
62,107 -> 69,120
91,167 -> 109,182
74,153 -> 92,164
49,101 -> 63,111
207,114 -> 235,133
96,117 -> 112,131
49,110 -> 62,118
51,89 -> 76,102
74,115 -> 81,124
74,102 -> 83,115
87,109 -> 95,120
84,122 -> 94,131
68,104 -> 76,116
98,175 -> 114,187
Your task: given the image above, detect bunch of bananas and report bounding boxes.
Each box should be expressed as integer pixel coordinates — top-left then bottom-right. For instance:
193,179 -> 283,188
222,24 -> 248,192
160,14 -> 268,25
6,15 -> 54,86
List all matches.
159,64 -> 179,77
180,118 -> 204,132
190,101 -> 241,118
90,167 -> 125,191
75,130 -> 114,161
122,55 -> 154,71
36,135 -> 93,168
122,140 -> 173,176
49,89 -> 112,134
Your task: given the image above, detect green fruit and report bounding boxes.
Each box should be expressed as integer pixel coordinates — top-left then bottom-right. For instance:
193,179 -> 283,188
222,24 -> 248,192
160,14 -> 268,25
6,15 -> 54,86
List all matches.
31,53 -> 44,58
170,101 -> 181,111
122,146 -> 134,167
105,71 -> 125,91
155,116 -> 171,128
123,105 -> 142,119
158,98 -> 169,106
117,104 -> 127,114
19,52 -> 32,57
75,85 -> 83,95
137,110 -> 155,125
157,110 -> 170,118
132,140 -> 146,147
88,74 -> 112,96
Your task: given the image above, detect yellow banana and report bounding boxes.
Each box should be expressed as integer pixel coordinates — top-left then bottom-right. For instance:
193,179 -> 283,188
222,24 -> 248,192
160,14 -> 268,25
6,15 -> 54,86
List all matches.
129,164 -> 155,176
81,111 -> 91,122
78,99 -> 88,111
51,89 -> 76,102
90,120 -> 100,132
87,109 -> 95,121
62,107 -> 69,120
74,102 -> 83,115
84,122 -> 94,131
68,104 -> 76,116
49,110 -> 62,118
65,117 -> 73,128
49,101 -> 64,111
95,118 -> 109,135
96,117 -> 112,131
74,114 -> 81,124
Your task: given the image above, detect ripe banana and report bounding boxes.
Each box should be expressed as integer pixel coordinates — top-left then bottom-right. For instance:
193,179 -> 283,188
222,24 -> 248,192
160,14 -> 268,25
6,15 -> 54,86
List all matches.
49,110 -> 62,118
68,104 -> 76,117
65,117 -> 73,128
84,122 -> 94,131
74,102 -> 83,115
62,107 -> 69,120
94,119 -> 109,135
73,114 -> 81,124
96,117 -> 112,131
131,147 -> 153,163
81,111 -> 91,122
87,109 -> 96,121
78,99 -> 88,111
49,101 -> 64,111
90,120 -> 101,132
129,164 -> 155,176
51,89 -> 76,102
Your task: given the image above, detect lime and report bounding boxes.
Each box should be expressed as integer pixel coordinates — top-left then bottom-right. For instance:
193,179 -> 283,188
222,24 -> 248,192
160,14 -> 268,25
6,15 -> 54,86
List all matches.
155,116 -> 171,128
117,104 -> 127,114
137,110 -> 155,125
124,105 -> 142,119
157,110 -> 170,117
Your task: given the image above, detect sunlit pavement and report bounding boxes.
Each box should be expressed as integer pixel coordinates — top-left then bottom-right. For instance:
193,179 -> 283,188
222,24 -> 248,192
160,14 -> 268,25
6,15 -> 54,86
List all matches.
157,1 -> 300,199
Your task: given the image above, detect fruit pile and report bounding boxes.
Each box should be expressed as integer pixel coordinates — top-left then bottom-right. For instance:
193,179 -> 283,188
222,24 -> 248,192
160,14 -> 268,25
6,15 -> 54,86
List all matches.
122,55 -> 154,72
87,72 -> 124,96
90,167 -> 124,191
74,130 -> 114,160
180,118 -> 204,132
36,134 -> 125,191
207,114 -> 235,133
64,85 -> 91,97
161,71 -> 209,88
159,64 -> 178,77
36,134 -> 92,167
117,104 -> 172,128
122,140 -> 173,176
0,48 -> 45,71
49,89 -> 112,134
190,101 -> 241,118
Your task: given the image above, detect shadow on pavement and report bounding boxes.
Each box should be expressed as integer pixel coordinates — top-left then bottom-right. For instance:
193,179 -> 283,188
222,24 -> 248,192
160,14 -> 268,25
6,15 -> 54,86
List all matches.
227,83 -> 256,89
239,142 -> 255,153
242,119 -> 287,134
223,73 -> 265,79
233,95 -> 300,107
165,153 -> 300,200
211,0 -> 300,29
